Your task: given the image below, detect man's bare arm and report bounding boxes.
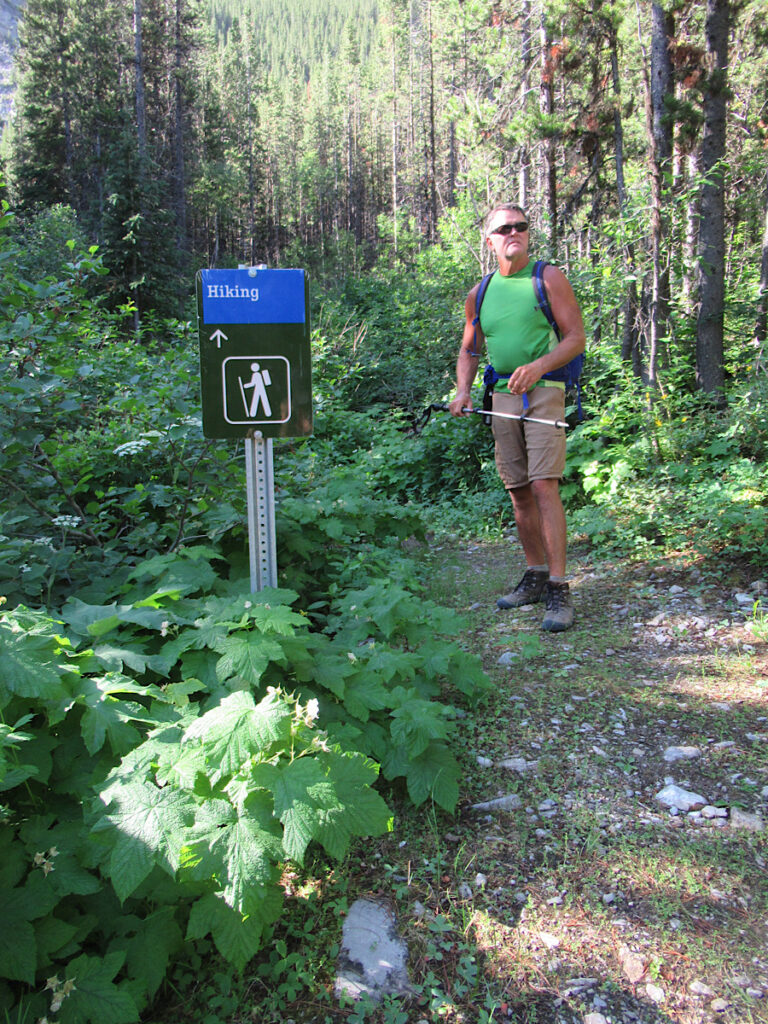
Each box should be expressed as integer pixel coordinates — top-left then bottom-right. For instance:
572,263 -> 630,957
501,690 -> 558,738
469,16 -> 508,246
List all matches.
449,286 -> 483,416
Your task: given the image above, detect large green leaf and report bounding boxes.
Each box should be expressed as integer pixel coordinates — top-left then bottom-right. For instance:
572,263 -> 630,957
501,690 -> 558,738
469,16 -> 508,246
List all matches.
0,873 -> 58,983
112,908 -> 183,1001
389,693 -> 449,758
247,603 -> 306,635
95,780 -> 195,902
181,793 -> 283,915
60,599 -> 171,638
271,757 -> 338,864
214,633 -> 286,685
17,819 -> 101,899
76,674 -> 162,756
0,620 -> 71,707
182,690 -> 293,781
0,890 -> 38,983
341,673 -> 391,722
404,742 -> 461,812
59,952 -> 139,1024
186,891 -> 282,971
313,752 -> 391,860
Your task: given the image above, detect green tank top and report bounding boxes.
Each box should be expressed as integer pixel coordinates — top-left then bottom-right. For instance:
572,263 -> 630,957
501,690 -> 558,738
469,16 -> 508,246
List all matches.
479,263 -> 561,391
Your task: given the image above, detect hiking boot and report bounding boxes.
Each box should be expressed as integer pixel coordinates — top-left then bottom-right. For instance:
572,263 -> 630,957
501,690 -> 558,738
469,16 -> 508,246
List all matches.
541,581 -> 574,632
497,569 -> 549,609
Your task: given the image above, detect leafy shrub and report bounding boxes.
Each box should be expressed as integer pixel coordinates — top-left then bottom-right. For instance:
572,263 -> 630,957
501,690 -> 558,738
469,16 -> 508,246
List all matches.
0,540 -> 489,1020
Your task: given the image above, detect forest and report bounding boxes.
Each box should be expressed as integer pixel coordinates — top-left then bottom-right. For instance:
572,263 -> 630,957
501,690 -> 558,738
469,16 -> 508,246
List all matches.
1,0 -> 767,1022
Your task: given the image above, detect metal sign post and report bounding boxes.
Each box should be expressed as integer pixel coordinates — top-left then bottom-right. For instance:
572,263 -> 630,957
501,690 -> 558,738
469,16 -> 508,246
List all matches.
196,267 -> 312,593
245,434 -> 277,591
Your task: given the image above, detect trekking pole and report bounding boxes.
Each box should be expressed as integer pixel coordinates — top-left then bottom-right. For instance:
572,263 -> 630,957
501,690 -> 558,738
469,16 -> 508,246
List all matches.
423,402 -> 568,430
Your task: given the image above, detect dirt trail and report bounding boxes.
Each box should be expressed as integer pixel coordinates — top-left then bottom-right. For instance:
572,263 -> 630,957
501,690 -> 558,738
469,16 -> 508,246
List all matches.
408,540 -> 768,1023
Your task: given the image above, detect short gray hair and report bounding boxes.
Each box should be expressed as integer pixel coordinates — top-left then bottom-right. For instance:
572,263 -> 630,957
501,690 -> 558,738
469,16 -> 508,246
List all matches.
485,203 -> 528,236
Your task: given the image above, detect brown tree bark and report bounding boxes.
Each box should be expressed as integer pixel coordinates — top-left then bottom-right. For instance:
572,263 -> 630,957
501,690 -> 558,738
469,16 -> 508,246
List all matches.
696,0 -> 730,397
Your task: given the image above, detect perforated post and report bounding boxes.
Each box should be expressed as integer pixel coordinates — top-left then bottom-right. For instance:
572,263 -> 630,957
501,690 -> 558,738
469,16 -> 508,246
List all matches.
245,434 -> 277,592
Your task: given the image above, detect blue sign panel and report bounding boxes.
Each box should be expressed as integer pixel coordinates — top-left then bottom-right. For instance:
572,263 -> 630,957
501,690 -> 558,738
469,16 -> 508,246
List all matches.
200,269 -> 306,324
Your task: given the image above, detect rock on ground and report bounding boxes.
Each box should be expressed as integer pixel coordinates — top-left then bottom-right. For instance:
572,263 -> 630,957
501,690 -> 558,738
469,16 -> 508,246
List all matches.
334,899 -> 411,1003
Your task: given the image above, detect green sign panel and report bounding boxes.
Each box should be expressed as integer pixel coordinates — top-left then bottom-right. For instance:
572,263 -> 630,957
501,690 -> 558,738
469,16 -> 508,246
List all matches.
196,268 -> 312,439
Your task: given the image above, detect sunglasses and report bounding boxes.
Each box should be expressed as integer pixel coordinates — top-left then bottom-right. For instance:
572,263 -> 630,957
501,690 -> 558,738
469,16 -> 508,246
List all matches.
490,222 -> 528,236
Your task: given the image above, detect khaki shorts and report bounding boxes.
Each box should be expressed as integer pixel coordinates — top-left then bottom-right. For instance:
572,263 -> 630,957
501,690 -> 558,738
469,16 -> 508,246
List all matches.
492,386 -> 566,489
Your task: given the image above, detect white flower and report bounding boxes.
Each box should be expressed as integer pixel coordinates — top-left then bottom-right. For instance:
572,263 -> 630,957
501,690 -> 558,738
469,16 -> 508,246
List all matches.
305,698 -> 319,724
51,515 -> 81,529
113,438 -> 151,457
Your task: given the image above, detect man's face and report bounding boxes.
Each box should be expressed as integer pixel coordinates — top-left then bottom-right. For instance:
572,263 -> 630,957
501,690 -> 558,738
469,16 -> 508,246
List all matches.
486,210 -> 529,261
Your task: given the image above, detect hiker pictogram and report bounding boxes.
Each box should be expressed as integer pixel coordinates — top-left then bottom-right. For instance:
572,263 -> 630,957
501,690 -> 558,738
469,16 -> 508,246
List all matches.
221,355 -> 291,425
241,361 -> 273,417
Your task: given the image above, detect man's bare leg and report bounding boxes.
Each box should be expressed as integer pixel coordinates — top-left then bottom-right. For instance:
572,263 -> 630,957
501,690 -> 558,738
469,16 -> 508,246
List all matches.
529,478 -> 567,578
509,483 -> 547,567
499,479 -> 573,630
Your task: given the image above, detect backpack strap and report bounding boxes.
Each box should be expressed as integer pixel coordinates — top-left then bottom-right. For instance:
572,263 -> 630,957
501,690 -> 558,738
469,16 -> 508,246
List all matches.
471,272 -> 494,357
532,260 -> 561,341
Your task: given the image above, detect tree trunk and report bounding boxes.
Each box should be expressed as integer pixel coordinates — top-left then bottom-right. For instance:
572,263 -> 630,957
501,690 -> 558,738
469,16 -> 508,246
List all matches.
426,0 -> 438,240
645,1 -> 675,385
519,0 -> 532,209
611,23 -> 640,371
682,150 -> 699,317
755,170 -> 768,359
173,0 -> 187,259
696,0 -> 729,397
539,14 -> 557,254
133,0 -> 146,165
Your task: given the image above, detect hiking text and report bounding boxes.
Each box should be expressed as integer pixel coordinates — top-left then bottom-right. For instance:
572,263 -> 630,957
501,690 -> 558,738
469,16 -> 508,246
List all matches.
206,284 -> 260,301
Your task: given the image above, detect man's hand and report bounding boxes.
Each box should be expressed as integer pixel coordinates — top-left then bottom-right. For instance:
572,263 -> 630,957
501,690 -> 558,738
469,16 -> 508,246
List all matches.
507,361 -> 543,396
449,392 -> 472,416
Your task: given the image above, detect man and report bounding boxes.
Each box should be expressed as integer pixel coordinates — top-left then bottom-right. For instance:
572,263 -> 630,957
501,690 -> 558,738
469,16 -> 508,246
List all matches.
449,204 -> 586,632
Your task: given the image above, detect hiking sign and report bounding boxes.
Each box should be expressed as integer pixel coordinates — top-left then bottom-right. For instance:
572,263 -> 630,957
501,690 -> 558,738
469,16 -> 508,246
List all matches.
196,268 -> 312,439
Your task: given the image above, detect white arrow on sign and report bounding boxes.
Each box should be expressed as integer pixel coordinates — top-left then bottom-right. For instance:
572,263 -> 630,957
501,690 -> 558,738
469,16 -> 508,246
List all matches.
210,329 -> 228,348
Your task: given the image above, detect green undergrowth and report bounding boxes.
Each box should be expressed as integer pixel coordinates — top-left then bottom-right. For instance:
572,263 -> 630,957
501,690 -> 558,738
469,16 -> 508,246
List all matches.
0,540 -> 490,1021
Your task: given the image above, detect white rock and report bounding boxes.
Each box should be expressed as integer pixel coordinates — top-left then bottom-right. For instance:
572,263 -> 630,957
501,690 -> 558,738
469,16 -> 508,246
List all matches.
562,977 -> 596,992
730,808 -> 764,831
476,756 -> 493,768
646,983 -> 665,1003
710,997 -> 729,1012
701,805 -> 728,819
663,745 -> 701,762
689,980 -> 715,997
655,784 -> 707,811
458,882 -> 473,899
584,1014 -> 609,1024
474,873 -> 487,889
497,651 -> 516,666
499,757 -> 529,773
470,793 -> 523,812
539,931 -> 560,949
335,899 -> 410,1001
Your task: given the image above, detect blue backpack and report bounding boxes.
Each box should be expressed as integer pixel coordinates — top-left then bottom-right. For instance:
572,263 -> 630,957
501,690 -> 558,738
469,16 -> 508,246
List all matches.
474,260 -> 584,421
